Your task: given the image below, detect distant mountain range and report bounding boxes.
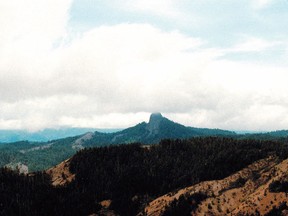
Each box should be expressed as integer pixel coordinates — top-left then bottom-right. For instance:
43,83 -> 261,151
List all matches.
0,128 -> 121,143
0,113 -> 234,143
81,112 -> 235,147
2,114 -> 288,215
1,113 -> 288,172
0,113 -> 235,171
1,113 -> 288,144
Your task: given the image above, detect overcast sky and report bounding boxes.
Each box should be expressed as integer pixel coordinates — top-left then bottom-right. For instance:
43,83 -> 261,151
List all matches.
1,0 -> 288,131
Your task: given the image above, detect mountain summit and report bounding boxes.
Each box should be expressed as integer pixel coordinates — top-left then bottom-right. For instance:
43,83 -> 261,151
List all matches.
149,112 -> 163,123
83,113 -> 235,146
147,113 -> 164,133
0,113 -> 235,171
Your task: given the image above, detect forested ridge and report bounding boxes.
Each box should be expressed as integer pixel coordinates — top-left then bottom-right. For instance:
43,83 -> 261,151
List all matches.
0,113 -> 235,172
1,113 -> 288,173
0,137 -> 78,171
1,137 -> 288,215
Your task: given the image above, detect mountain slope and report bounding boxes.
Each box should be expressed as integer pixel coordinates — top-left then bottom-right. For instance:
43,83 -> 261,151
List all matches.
0,136 -> 79,171
0,113 -> 236,172
64,137 -> 288,215
83,113 -> 235,146
145,157 -> 288,216
46,158 -> 75,186
1,137 -> 288,216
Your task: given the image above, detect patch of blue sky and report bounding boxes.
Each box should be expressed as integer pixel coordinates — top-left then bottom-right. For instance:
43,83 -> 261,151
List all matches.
69,1 -> 170,31
220,49 -> 287,65
68,0 -> 288,60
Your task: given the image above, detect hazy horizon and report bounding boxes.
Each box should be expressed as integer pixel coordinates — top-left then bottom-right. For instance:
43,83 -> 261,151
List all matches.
1,0 -> 288,131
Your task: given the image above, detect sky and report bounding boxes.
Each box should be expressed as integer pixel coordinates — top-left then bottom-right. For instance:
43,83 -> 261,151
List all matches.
0,0 -> 288,132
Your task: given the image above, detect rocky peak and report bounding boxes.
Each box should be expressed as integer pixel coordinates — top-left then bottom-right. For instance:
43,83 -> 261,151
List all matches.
149,113 -> 163,123
147,113 -> 164,133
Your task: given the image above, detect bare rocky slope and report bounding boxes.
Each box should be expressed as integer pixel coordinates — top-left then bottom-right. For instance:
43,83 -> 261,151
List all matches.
46,154 -> 288,216
143,156 -> 288,216
46,158 -> 75,186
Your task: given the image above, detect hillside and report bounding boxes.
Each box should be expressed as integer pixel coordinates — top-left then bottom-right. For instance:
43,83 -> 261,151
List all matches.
49,138 -> 288,215
0,113 -> 235,171
0,136 -> 79,171
1,137 -> 288,215
144,157 -> 288,216
82,113 -> 235,147
46,158 -> 75,186
4,113 -> 288,173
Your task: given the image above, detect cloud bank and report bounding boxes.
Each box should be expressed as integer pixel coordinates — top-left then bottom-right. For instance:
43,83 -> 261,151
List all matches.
0,0 -> 288,131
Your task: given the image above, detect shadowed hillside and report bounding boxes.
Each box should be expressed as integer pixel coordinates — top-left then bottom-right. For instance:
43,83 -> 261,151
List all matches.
1,137 -> 288,216
146,157 -> 288,216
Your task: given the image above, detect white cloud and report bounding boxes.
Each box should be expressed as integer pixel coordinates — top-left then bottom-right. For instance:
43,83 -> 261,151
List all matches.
48,24 -> 205,111
0,0 -> 71,49
0,0 -> 71,101
1,1 -> 288,131
228,37 -> 280,52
